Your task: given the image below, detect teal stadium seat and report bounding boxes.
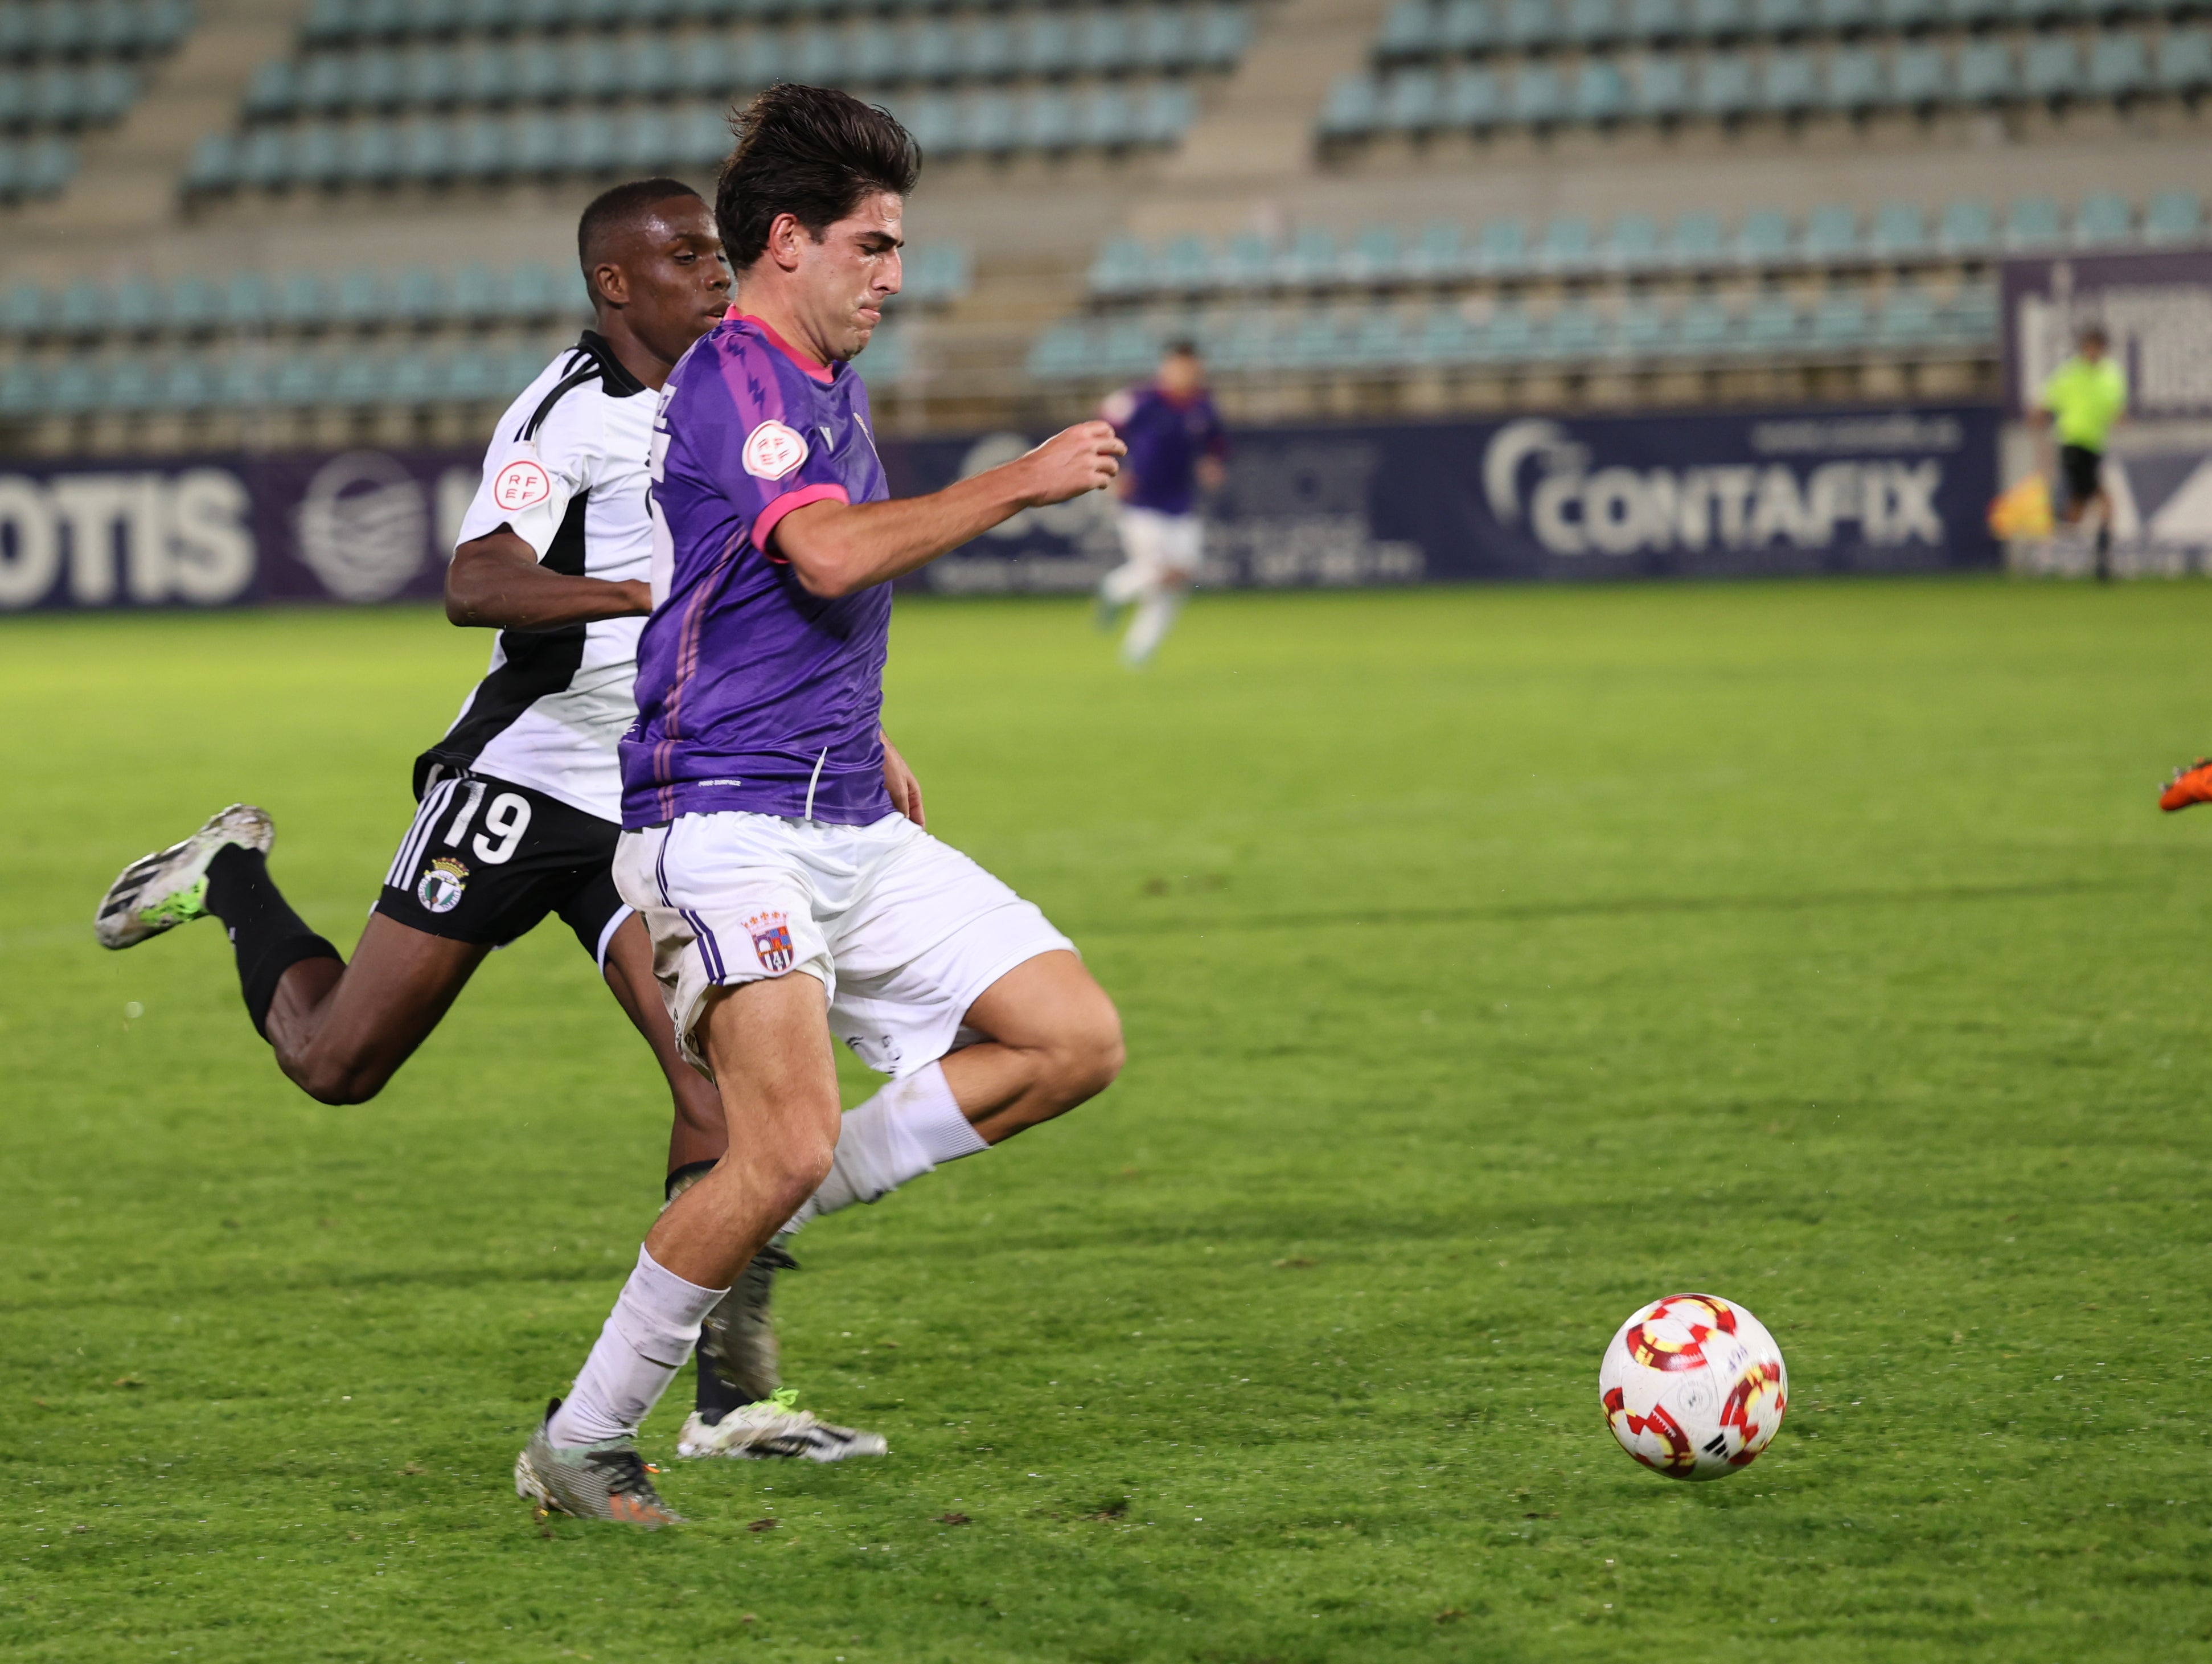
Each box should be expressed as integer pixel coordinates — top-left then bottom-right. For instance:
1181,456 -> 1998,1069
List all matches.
618,110 -> 676,173
2002,195 -> 2065,248
849,26 -> 903,89
1943,0 -> 2006,26
1377,0 -> 1438,58
1502,0 -> 1565,48
1824,46 -> 1883,109
212,358 -> 264,411
1415,304 -> 1480,364
1471,215 -> 1529,273
398,119 -> 457,183
2088,33 -> 2149,97
2022,36 -> 2082,99
1695,51 -> 1755,116
1739,290 -> 1800,353
1676,294 -> 1731,350
1566,0 -> 1622,47
211,274 -> 266,331
1480,303 -> 1537,362
516,40 -> 569,104
106,360 -> 164,416
112,279 -> 163,334
46,362 -> 103,417
1137,84 -> 1196,146
1625,0 -> 1689,39
1536,214 -> 1595,270
1874,284 -> 1943,346
2156,26 -> 2212,95
1615,296 -> 1672,354
1817,0 -> 1878,28
2143,188 -> 2202,245
1439,0 -> 1500,51
962,91 -> 1018,154
1382,68 -> 1441,132
1760,48 -> 1819,112
1350,308 -> 1408,368
1545,301 -> 1607,360
405,45 -> 459,106
1028,321 -> 1092,380
1572,59 -> 1631,121
1287,226 -> 1339,285
1666,208 -> 1727,264
455,115 -> 513,180
0,362 -> 42,419
186,132 -> 239,192
1342,224 -> 1405,282
1869,200 -> 1928,256
1734,206 -> 1792,263
1322,74 -> 1382,137
332,269 -> 385,328
1197,4 -> 1253,70
1443,64 -> 1503,126
1800,202 -> 1860,259
1956,40 -> 2017,101
389,267 -> 446,326
1509,62 -> 1565,124
1810,289 -> 1870,349
1688,0 -> 1751,38
1405,219 -> 1469,278
2070,190 -> 2132,247
1936,196 -> 1995,252
56,280 -> 106,337
274,273 -> 326,328
155,360 -> 215,413
1077,12 -> 1135,75
1878,0 -> 1941,25
356,51 -> 409,112
961,20 -> 1013,81
1019,89 -> 1076,151
1090,235 -> 1152,297
560,110 -> 618,174
1753,0 -> 1815,34
21,137 -> 76,198
0,283 -> 46,341
1890,42 -> 1947,104
1017,13 -> 1077,77
1947,285 -> 1998,341
244,60 -> 297,120
1605,211 -> 1663,268
1635,52 -> 1690,116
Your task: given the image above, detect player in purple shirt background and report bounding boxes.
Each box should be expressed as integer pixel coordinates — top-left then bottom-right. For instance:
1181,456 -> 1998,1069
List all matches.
515,84 -> 1130,1527
1095,341 -> 1229,667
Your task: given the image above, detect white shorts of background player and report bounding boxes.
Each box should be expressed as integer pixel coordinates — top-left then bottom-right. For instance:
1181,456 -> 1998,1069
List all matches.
1113,504 -> 1203,582
614,809 -> 1075,1080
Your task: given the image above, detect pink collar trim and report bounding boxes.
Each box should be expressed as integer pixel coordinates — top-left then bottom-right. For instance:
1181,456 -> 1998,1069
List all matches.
728,309 -> 836,384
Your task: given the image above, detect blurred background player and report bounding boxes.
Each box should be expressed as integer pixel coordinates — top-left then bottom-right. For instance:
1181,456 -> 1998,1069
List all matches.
1095,341 -> 1228,668
2032,324 -> 2128,581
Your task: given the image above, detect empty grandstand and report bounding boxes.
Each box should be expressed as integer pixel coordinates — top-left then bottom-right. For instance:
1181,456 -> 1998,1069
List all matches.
0,0 -> 2203,451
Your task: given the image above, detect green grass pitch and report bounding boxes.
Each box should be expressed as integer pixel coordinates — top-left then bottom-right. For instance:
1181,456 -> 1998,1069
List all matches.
3,580 -> 2210,1662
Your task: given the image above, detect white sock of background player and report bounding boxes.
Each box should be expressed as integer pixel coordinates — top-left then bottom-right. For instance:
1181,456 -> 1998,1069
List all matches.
782,1059 -> 986,1233
548,1245 -> 728,1448
1122,584 -> 1187,666
1100,559 -> 1149,607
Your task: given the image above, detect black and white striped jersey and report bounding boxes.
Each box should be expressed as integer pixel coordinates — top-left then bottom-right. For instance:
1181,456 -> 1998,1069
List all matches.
417,332 -> 652,823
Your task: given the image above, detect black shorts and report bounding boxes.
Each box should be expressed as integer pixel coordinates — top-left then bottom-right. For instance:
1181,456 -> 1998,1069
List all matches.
374,772 -> 627,964
2059,444 -> 2104,510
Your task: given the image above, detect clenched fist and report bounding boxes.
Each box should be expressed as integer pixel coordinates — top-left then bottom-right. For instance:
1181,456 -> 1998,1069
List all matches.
1015,421 -> 1125,508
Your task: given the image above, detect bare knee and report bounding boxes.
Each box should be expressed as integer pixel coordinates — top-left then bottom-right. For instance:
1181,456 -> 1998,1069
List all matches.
280,1042 -> 394,1107
1041,1008 -> 1125,1109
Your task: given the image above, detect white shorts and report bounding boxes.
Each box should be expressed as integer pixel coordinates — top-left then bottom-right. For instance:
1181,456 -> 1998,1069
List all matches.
1117,505 -> 1203,576
613,810 -> 1077,1079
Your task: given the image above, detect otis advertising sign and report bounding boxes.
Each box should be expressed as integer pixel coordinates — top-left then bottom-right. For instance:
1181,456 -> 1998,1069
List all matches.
0,405 -> 1998,612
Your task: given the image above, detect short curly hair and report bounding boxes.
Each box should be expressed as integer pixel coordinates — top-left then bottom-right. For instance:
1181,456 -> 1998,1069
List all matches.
717,83 -> 921,271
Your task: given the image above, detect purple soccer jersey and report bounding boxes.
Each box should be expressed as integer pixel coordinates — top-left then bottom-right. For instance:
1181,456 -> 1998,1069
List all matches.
622,314 -> 893,830
1101,383 -> 1228,516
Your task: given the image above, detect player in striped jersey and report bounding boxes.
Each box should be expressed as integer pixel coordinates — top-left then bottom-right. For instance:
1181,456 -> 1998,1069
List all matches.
93,178 -> 904,1464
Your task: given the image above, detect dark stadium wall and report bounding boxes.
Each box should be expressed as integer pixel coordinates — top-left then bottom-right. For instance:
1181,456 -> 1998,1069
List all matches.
0,404 -> 2004,614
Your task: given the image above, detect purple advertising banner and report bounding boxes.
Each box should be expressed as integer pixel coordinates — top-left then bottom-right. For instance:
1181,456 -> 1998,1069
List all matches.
2000,249 -> 2212,420
0,403 -> 2000,613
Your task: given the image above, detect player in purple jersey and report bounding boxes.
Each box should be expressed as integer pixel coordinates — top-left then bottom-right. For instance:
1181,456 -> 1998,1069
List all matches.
514,84 -> 1129,1528
1095,341 -> 1229,667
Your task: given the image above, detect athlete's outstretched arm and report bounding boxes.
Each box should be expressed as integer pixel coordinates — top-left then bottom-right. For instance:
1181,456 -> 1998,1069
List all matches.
771,423 -> 1124,599
445,530 -> 652,630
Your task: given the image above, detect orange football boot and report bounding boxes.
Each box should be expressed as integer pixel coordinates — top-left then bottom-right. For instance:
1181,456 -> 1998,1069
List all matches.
2160,758 -> 2212,813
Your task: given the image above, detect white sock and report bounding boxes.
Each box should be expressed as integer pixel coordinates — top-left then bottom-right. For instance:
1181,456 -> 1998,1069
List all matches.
547,1245 -> 729,1448
782,1060 -> 986,1233
1122,586 -> 1187,665
1101,562 -> 1148,606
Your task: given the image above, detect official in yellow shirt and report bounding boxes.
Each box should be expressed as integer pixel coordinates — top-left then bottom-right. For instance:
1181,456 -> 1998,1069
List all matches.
2033,325 -> 2127,576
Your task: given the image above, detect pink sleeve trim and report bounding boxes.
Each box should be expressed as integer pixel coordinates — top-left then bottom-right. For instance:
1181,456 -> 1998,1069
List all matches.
752,482 -> 851,558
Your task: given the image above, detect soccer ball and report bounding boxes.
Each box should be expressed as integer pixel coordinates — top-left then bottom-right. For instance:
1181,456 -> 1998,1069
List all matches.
1599,1292 -> 1787,1481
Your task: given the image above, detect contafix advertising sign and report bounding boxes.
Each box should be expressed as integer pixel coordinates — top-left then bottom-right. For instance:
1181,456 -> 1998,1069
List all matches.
0,404 -> 1998,612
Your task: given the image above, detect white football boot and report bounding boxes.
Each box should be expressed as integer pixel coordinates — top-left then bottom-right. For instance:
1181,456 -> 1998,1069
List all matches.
675,1390 -> 889,1462
95,804 -> 273,949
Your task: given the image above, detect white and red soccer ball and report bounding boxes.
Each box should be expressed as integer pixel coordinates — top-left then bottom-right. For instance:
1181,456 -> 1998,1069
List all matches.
1599,1293 -> 1787,1481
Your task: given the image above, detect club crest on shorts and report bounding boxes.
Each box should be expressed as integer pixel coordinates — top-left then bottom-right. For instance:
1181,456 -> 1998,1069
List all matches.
741,420 -> 808,481
416,856 -> 469,915
746,910 -> 795,973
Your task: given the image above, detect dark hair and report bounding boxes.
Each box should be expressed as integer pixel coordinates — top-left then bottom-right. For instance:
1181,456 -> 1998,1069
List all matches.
2079,323 -> 2110,347
1164,339 -> 1200,359
717,83 -> 921,271
577,177 -> 703,290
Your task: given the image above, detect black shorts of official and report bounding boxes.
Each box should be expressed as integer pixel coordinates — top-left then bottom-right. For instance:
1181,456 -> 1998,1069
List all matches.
2059,444 -> 2104,511
374,773 -> 629,966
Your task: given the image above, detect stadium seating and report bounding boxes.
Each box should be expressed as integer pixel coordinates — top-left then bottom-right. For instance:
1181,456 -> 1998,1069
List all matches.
1027,282 -> 1997,382
0,130 -> 72,202
0,1 -> 195,204
1324,9 -> 2212,145
1084,187 -> 2195,301
187,0 -> 1244,196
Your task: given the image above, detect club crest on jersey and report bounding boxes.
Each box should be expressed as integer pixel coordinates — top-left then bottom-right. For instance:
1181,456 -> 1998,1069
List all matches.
416,856 -> 469,915
746,910 -> 795,973
742,420 -> 809,481
491,460 -> 552,511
